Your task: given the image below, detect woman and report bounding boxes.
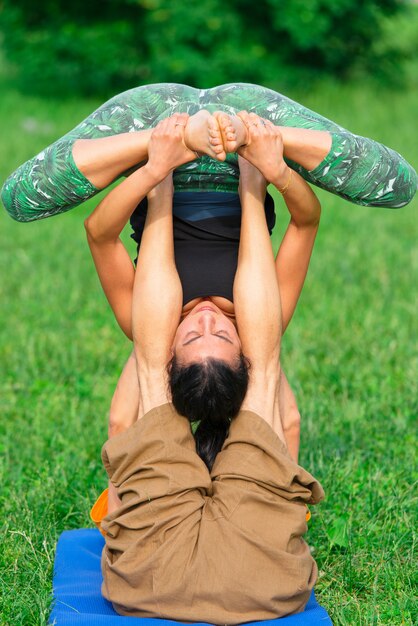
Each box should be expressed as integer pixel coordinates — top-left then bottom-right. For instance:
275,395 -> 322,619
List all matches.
2,83 -> 416,222
84,109 -> 320,472
98,114 -> 324,622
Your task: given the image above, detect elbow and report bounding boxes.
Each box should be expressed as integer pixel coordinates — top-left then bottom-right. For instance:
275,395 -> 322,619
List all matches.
84,215 -> 105,244
118,319 -> 133,342
292,202 -> 321,229
84,215 -> 119,245
84,215 -> 95,240
306,198 -> 321,227
287,192 -> 322,229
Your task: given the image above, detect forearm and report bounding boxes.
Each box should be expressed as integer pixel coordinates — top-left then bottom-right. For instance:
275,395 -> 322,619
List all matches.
273,170 -> 321,331
84,164 -> 160,243
86,237 -> 135,339
107,352 -> 141,513
108,353 -> 141,437
275,222 -> 318,332
273,166 -> 321,228
234,186 -> 282,418
235,192 -> 281,364
73,130 -> 153,189
132,191 -> 182,406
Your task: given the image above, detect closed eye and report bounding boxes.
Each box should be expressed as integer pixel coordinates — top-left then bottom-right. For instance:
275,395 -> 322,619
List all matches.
183,333 -> 202,346
182,331 -> 234,346
214,331 -> 233,344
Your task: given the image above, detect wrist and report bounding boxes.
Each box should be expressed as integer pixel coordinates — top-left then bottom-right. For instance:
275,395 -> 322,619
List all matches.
142,163 -> 169,187
272,166 -> 293,194
271,164 -> 290,188
239,183 -> 266,203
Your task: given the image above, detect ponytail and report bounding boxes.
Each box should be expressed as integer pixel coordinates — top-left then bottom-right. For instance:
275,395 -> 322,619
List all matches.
168,354 -> 249,470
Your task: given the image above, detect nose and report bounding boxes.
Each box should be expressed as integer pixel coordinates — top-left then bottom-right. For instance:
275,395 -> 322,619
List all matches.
198,310 -> 217,333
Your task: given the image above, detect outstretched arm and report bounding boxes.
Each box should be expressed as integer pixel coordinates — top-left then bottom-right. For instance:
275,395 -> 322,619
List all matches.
83,110 -> 229,339
238,112 -> 321,332
234,149 -> 283,438
272,152 -> 321,333
84,164 -> 161,339
132,174 -> 182,413
234,158 -> 303,457
104,170 -> 178,513
131,116 -> 197,414
236,114 -> 319,458
274,176 -> 320,332
84,112 -> 195,339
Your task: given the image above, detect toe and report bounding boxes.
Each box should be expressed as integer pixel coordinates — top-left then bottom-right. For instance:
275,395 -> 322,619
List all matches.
208,114 -> 219,130
208,125 -> 221,137
220,115 -> 231,131
215,111 -> 232,131
209,135 -> 223,146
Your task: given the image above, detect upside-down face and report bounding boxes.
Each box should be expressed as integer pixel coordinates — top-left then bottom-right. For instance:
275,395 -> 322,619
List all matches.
172,300 -> 241,365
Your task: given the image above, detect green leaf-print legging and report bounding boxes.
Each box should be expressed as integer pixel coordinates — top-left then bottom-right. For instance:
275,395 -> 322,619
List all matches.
1,83 -> 417,222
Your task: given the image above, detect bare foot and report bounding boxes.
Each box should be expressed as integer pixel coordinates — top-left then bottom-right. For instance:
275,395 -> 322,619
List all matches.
184,110 -> 226,161
213,112 -> 248,153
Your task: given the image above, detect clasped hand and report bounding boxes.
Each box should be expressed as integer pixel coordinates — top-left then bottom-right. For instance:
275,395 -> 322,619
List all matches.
145,110 -> 289,189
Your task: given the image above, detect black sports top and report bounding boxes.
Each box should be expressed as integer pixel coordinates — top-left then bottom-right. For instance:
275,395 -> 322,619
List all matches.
130,191 -> 276,306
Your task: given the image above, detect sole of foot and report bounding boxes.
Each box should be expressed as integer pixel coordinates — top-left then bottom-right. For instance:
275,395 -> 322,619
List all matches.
214,112 -> 248,153
184,110 -> 226,161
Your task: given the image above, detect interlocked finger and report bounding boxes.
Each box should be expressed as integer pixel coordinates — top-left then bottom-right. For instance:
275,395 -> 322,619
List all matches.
237,110 -> 252,127
263,118 -> 275,129
248,112 -> 264,125
174,112 -> 188,128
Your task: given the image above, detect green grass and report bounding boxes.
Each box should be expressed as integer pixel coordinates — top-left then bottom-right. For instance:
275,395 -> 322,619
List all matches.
0,77 -> 417,625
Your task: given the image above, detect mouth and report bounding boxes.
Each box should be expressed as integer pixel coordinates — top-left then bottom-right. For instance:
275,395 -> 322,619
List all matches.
194,304 -> 218,314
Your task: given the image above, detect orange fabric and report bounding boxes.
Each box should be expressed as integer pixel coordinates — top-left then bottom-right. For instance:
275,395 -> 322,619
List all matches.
90,488 -> 109,536
306,508 -> 311,523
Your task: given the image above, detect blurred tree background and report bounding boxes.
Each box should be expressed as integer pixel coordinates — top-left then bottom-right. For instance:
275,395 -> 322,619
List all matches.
0,0 -> 417,97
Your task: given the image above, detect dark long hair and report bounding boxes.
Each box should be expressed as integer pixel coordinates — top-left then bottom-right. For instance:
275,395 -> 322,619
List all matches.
168,354 -> 250,471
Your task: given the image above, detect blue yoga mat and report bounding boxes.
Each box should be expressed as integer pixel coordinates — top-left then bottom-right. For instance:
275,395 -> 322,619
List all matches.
50,529 -> 332,625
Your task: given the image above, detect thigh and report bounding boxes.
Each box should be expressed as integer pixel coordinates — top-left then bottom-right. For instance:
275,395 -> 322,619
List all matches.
205,83 -> 344,130
205,83 -> 417,207
1,84 -> 201,221
102,404 -> 211,541
207,409 -> 323,528
64,83 -> 200,142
